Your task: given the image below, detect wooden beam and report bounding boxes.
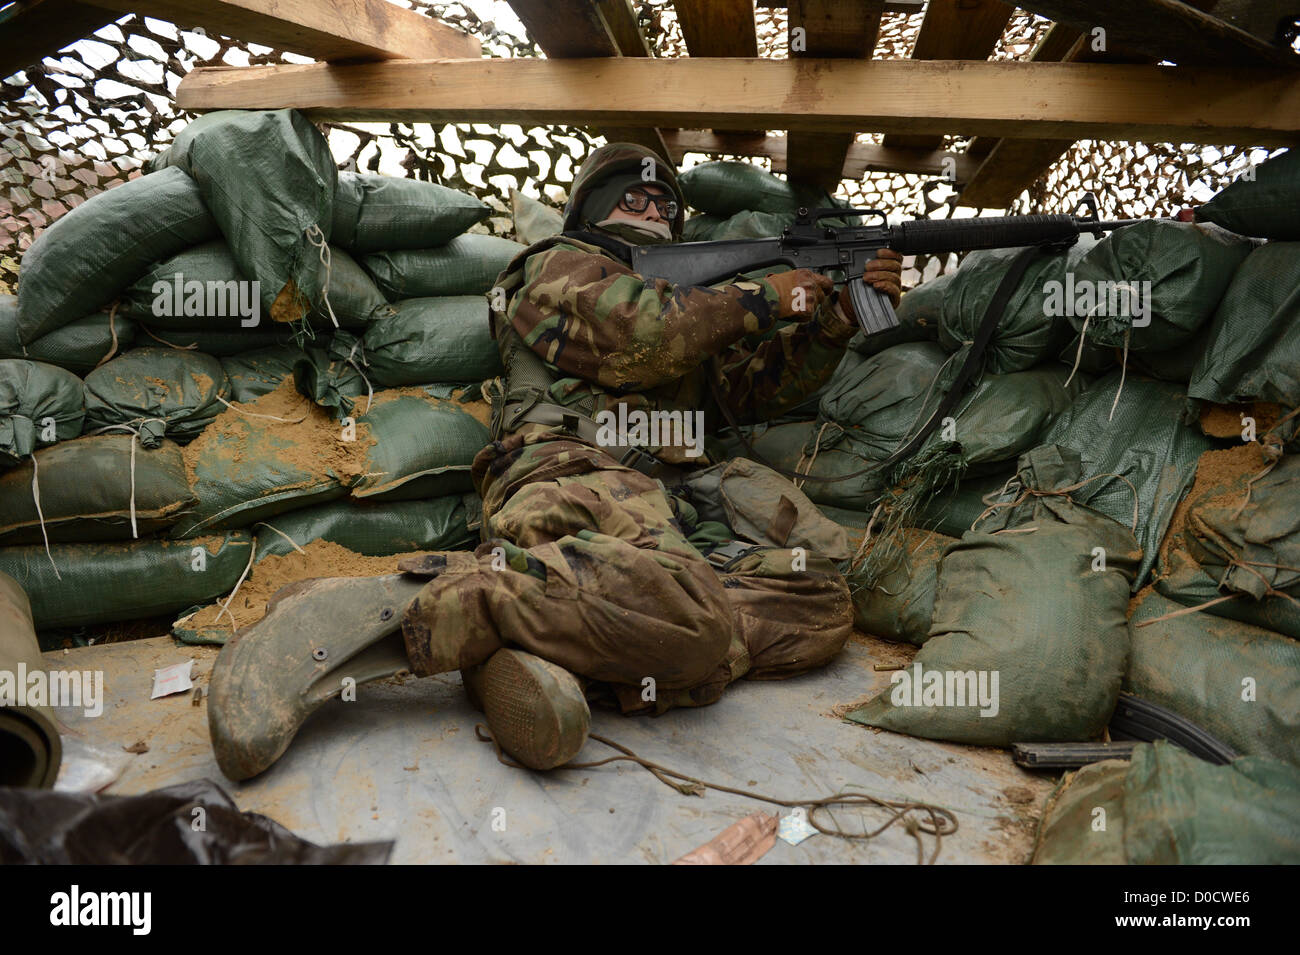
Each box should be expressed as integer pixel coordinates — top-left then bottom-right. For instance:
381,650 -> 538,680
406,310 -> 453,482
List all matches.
1014,0 -> 1299,67
507,0 -> 669,162
0,0 -> 116,79
662,129 -> 981,181
176,59 -> 1300,147
672,0 -> 759,58
595,0 -> 652,57
884,0 -> 1015,151
759,0 -> 924,11
786,0 -> 884,190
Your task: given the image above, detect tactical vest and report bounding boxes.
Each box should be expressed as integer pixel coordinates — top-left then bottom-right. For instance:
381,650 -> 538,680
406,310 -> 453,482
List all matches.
487,231 -> 681,477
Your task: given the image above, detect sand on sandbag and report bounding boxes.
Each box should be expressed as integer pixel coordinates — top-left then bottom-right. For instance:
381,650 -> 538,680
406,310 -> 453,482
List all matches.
180,374 -> 373,488
1155,441 -> 1271,578
1199,401 -> 1284,440
178,538 -> 401,639
361,383 -> 492,428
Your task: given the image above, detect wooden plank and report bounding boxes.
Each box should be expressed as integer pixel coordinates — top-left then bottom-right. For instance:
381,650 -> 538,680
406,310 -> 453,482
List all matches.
672,0 -> 759,58
595,0 -> 652,57
760,0 -> 924,11
1014,0 -> 1298,67
0,0 -> 116,79
662,129 -> 981,180
786,0 -> 884,189
176,58 -> 1300,147
884,0 -> 1015,151
87,0 -> 480,60
507,0 -> 669,162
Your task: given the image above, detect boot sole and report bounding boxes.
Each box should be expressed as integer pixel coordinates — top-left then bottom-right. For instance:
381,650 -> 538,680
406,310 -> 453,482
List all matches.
482,650 -> 589,771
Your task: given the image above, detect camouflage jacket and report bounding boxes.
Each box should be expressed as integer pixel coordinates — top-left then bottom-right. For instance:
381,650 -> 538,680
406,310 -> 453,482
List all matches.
495,232 -> 856,464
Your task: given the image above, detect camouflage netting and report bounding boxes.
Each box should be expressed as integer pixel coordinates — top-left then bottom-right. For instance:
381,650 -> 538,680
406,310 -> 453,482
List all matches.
0,0 -> 1281,294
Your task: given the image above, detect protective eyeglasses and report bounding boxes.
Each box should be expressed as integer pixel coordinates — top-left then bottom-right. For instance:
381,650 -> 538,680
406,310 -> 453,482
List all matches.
619,187 -> 678,220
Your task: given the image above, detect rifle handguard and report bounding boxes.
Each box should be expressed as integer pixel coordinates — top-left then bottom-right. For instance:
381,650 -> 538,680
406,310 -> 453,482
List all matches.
890,214 -> 1081,255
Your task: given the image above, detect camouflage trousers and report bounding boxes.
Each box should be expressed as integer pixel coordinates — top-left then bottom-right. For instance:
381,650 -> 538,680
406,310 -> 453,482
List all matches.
401,429 -> 853,714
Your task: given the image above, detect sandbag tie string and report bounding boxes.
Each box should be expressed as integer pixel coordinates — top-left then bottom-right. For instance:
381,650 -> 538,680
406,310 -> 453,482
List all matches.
28,452 -> 61,580
971,469 -> 1141,534
793,420 -> 831,492
304,224 -> 339,330
139,326 -> 199,350
93,301 -> 123,369
474,724 -> 958,863
84,419 -> 168,539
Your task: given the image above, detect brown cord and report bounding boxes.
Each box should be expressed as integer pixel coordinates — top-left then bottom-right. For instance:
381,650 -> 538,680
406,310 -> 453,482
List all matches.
475,724 -> 958,863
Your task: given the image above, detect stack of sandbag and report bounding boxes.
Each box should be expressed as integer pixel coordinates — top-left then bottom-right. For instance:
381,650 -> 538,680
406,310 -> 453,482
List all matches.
1032,741 -> 1300,864
1,109 -> 520,636
845,444 -> 1142,747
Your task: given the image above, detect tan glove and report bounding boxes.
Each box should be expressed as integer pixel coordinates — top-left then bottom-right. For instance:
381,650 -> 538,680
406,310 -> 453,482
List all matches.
838,248 -> 904,319
765,269 -> 834,319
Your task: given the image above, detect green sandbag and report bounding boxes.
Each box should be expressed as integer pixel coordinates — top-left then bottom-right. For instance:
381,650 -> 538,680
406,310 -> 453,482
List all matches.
939,238 -> 1094,375
137,325 -> 299,356
1121,334 -> 1206,383
809,344 -> 1084,509
255,493 -> 481,560
1173,453 -> 1300,639
1069,220 -> 1252,351
291,348 -> 369,417
168,397 -> 358,540
678,161 -> 832,218
352,389 -> 491,501
0,532 -> 252,630
682,214 -> 723,241
847,528 -> 955,645
220,346 -> 307,403
0,436 -> 194,545
1196,149 -> 1300,240
362,234 -> 527,299
151,110 -> 336,325
16,167 -> 218,343
1128,589 -> 1300,767
120,240 -> 385,331
912,467 -> 1016,538
334,172 -> 490,253
1187,242 -> 1300,444
1031,758 -> 1128,865
0,360 -> 85,468
709,210 -> 791,240
510,188 -> 563,245
848,454 -> 1139,745
1032,741 -> 1300,864
0,297 -> 135,374
83,348 -> 230,447
1038,370 -> 1215,588
356,297 -> 504,386
800,343 -> 948,508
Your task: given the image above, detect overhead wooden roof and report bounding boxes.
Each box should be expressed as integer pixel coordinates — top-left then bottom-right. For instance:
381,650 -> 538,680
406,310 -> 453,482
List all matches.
9,0 -> 1300,209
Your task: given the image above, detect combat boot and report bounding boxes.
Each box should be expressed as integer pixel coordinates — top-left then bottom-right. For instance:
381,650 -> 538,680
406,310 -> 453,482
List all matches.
207,573 -> 426,781
480,649 -> 590,771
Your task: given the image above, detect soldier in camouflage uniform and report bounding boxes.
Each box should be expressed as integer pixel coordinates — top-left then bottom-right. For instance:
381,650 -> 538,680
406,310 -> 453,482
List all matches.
207,143 -> 903,781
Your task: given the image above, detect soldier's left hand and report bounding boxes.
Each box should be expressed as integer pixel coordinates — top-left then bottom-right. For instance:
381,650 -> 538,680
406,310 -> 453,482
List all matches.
862,248 -> 904,308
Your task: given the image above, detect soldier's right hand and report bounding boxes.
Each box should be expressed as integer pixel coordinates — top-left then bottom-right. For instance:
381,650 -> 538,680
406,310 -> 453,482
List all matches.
765,269 -> 834,319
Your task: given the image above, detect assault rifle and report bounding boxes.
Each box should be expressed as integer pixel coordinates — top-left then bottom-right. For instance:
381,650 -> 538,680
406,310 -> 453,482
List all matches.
630,206 -> 1141,336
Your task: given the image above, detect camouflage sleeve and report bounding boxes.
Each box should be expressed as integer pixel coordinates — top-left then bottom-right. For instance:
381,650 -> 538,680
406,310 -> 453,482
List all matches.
507,244 -> 785,390
715,300 -> 856,424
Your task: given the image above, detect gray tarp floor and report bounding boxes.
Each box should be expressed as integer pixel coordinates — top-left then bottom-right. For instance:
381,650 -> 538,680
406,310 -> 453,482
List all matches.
44,632 -> 1053,864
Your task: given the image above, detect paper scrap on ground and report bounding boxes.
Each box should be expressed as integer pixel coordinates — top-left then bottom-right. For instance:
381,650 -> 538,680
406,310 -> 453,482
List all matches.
778,809 -> 819,846
151,659 -> 194,700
